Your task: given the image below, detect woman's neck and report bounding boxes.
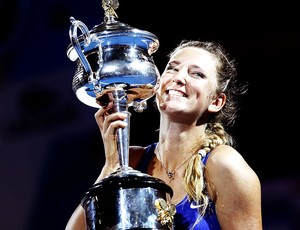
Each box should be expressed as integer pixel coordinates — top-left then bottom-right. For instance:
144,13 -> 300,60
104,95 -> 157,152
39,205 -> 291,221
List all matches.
157,121 -> 206,168
159,119 -> 206,144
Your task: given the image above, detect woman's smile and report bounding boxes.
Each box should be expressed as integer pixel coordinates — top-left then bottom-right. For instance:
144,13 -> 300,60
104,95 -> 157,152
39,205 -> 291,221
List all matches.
166,89 -> 187,97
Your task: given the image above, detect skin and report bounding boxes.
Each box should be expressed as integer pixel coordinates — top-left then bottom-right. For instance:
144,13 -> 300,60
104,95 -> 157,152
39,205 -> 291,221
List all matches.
65,47 -> 262,230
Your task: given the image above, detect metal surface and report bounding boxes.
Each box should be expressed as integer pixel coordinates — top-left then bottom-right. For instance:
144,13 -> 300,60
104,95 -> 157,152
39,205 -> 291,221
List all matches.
67,1 -> 175,229
82,170 -> 174,230
82,172 -> 172,230
67,9 -> 159,109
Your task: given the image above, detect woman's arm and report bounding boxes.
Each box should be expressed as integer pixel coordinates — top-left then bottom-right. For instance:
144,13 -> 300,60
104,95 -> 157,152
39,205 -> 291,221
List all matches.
206,145 -> 262,230
65,205 -> 86,230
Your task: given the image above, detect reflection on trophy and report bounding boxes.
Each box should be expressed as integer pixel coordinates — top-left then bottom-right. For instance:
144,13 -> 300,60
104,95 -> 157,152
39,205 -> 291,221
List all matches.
66,0 -> 175,229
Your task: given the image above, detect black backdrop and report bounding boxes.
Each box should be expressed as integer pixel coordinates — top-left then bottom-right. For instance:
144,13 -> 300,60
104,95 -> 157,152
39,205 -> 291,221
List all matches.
0,0 -> 299,229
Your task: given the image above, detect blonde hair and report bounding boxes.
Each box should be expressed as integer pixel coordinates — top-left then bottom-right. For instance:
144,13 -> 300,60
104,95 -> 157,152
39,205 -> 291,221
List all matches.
184,123 -> 232,219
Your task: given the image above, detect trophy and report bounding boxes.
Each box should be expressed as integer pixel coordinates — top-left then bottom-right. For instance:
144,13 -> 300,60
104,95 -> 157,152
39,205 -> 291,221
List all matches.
66,1 -> 175,229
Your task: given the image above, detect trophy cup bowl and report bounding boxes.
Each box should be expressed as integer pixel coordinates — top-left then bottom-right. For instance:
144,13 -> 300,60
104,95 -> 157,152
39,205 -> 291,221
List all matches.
66,1 -> 175,229
66,16 -> 160,111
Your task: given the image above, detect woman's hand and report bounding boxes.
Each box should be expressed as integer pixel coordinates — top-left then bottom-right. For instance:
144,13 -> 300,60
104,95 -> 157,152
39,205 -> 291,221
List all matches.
94,94 -> 128,172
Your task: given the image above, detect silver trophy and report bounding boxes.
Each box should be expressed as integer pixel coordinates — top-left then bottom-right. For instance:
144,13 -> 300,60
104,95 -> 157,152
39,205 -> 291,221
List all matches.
66,1 -> 175,229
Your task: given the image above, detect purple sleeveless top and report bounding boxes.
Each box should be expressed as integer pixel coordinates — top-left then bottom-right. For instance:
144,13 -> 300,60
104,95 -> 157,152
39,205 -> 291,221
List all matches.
136,143 -> 221,230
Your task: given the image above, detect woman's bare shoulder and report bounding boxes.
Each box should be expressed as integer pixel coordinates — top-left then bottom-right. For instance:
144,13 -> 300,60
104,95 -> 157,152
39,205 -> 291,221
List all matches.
206,144 -> 260,199
208,145 -> 254,173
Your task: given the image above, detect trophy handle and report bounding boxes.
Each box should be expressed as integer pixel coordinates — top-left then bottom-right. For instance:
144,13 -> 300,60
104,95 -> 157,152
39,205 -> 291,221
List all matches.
69,17 -> 93,80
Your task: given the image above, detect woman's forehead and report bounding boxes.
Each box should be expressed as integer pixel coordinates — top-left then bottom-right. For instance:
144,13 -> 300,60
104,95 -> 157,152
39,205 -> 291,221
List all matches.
170,47 -> 218,69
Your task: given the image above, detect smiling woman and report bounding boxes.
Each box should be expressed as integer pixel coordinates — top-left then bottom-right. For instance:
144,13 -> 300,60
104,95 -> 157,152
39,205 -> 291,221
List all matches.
66,39 -> 262,230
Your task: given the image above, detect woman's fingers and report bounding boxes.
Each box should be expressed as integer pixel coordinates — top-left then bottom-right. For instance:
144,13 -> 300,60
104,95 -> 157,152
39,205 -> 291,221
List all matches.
94,101 -> 114,128
102,112 -> 128,136
95,104 -> 128,137
98,111 -> 128,163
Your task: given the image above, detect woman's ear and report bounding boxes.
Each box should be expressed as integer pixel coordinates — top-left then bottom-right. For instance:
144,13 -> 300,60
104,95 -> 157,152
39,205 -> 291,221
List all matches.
208,93 -> 226,112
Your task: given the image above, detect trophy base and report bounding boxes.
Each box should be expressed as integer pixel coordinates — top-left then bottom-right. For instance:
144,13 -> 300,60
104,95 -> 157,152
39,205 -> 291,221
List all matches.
81,168 -> 174,230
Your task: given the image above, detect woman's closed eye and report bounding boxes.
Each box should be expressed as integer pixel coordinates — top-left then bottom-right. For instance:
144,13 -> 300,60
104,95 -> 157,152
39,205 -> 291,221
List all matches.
165,64 -> 178,72
190,71 -> 206,79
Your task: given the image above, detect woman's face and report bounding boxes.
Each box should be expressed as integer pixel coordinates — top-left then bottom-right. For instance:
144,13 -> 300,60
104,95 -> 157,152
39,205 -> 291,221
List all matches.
156,46 -> 222,123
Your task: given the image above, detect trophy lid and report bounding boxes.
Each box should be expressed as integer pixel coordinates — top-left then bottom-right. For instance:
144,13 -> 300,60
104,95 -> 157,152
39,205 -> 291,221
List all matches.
67,17 -> 159,62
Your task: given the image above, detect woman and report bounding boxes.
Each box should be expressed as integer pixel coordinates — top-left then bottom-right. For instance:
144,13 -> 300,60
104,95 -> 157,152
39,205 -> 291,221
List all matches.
66,40 -> 262,229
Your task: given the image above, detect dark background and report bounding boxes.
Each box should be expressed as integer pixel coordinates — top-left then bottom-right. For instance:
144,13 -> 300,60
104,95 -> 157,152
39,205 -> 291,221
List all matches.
0,0 -> 299,229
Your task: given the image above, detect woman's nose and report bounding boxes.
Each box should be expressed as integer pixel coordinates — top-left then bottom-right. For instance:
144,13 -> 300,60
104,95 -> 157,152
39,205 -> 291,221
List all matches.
172,70 -> 186,85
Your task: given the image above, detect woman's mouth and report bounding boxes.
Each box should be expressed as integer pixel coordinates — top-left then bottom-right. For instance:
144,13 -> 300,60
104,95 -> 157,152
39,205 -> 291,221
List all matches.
166,89 -> 187,97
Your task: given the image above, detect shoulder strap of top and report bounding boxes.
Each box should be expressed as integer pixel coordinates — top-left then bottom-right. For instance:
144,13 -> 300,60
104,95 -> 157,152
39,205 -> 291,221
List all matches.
202,151 -> 211,165
135,142 -> 157,173
136,143 -> 211,172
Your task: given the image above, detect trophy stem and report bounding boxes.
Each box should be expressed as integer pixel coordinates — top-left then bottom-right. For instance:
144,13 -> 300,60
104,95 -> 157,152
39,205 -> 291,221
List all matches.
111,88 -> 131,170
